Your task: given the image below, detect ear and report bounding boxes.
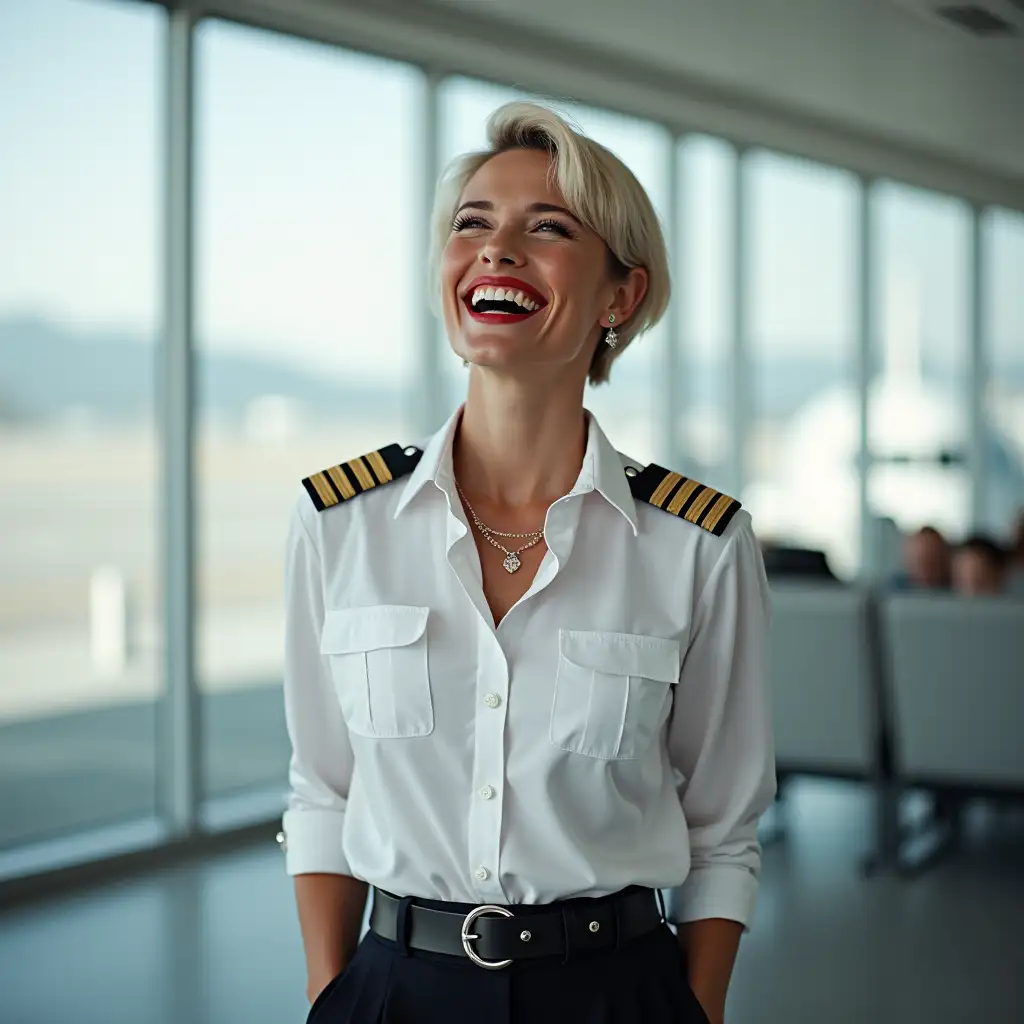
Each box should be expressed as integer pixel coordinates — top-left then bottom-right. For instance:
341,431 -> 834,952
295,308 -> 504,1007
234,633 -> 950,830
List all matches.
605,266 -> 649,327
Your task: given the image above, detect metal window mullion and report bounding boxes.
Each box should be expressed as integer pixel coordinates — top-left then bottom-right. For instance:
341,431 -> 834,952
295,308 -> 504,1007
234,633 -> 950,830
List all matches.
968,204 -> 988,530
416,71 -> 444,435
159,7 -> 200,838
662,135 -> 683,468
856,177 -> 874,578
728,147 -> 750,499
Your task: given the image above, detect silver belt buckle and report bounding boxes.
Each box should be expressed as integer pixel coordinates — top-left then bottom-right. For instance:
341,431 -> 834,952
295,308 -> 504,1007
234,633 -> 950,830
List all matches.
461,905 -> 513,969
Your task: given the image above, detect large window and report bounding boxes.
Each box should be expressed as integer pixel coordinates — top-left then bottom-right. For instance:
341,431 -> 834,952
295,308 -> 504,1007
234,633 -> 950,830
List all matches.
869,183 -> 971,545
437,77 -> 671,464
743,152 -> 859,574
0,0 -> 162,850
195,21 -> 423,801
676,135 -> 734,492
984,209 -> 1024,538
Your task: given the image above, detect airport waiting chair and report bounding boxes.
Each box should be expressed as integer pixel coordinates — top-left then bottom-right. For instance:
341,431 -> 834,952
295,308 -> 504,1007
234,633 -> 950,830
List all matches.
884,594 -> 1024,792
881,594 -> 1024,873
769,583 -> 883,779
766,583 -> 894,865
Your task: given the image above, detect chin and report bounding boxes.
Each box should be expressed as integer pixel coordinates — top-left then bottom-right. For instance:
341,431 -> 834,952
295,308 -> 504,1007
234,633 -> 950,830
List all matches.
455,331 -> 534,368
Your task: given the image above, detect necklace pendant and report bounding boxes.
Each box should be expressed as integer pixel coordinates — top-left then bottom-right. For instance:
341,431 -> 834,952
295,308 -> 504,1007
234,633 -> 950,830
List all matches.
502,552 -> 521,574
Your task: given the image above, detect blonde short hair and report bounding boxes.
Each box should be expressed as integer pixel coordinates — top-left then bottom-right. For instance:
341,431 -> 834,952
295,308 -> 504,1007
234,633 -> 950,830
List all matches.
429,101 -> 671,385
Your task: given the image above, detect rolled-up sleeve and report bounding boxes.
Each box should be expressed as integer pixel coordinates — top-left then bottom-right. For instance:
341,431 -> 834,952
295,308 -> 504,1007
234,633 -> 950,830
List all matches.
280,499 -> 355,877
667,514 -> 776,929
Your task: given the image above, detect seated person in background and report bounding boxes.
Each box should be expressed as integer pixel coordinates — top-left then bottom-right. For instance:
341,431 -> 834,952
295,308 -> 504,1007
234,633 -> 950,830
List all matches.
1007,511 -> 1024,595
892,525 -> 951,590
951,535 -> 1009,596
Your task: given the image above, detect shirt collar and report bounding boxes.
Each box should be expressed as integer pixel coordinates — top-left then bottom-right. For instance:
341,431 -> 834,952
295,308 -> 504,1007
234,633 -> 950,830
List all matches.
578,412 -> 640,536
393,405 -> 640,536
392,406 -> 463,519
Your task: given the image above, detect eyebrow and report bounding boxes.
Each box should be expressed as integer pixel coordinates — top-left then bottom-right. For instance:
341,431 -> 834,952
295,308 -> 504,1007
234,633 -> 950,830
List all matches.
454,200 -> 582,227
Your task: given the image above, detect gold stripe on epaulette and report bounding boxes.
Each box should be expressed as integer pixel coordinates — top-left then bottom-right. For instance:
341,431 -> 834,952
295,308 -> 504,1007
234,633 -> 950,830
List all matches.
326,465 -> 356,500
650,471 -> 683,508
365,449 -> 392,484
308,472 -> 340,509
346,456 -> 374,491
683,486 -> 718,525
666,478 -> 701,516
702,492 -> 737,533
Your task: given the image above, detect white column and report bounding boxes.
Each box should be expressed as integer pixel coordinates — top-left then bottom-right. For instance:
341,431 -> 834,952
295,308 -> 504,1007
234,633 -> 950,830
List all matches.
160,6 -> 201,836
727,147 -> 750,500
415,72 -> 445,435
662,136 -> 683,468
856,177 -> 875,578
968,205 -> 989,530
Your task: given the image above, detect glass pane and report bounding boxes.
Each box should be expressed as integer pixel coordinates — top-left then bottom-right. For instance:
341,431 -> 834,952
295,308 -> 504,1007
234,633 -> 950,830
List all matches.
869,183 -> 971,550
744,151 -> 859,576
677,135 -> 733,490
0,0 -> 162,850
195,22 -> 423,801
984,209 -> 1024,540
437,77 -> 671,464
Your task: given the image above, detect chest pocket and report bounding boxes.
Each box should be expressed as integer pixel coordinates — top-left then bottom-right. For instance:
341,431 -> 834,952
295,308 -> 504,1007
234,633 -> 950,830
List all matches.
550,630 -> 680,760
320,605 -> 434,739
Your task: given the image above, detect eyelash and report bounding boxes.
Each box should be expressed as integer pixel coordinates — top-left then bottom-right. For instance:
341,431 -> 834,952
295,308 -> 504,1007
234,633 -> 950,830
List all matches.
451,215 -> 576,239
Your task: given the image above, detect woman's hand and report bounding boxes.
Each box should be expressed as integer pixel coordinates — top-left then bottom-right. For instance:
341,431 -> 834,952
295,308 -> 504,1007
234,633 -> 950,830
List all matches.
306,966 -> 344,1007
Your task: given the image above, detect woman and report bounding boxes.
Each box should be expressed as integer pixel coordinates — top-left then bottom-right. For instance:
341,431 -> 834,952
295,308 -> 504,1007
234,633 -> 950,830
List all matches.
279,101 -> 775,1024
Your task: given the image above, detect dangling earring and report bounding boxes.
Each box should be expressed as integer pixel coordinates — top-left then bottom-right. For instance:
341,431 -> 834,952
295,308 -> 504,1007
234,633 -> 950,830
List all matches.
605,314 -> 618,349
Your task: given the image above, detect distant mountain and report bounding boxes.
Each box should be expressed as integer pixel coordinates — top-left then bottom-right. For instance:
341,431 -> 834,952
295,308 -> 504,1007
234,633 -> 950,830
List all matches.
2,316 -> 1021,428
0,317 -> 403,426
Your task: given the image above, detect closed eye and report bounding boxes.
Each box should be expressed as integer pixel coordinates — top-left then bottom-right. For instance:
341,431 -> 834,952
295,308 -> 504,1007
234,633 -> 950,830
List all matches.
452,214 -> 489,232
534,219 -> 576,239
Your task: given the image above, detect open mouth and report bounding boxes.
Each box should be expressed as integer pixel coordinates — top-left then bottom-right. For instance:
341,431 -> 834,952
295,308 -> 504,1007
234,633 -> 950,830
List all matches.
462,278 -> 547,323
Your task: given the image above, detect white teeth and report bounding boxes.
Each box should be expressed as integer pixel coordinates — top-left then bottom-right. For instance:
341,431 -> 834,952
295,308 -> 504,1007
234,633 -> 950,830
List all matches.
468,285 -> 543,312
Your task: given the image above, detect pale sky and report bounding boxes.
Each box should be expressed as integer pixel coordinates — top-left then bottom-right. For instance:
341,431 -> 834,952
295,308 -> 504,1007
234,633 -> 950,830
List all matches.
1,0 -> 1021,382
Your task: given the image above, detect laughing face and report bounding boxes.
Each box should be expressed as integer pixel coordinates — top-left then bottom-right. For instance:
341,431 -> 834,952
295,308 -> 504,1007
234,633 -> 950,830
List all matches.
441,147 -> 641,380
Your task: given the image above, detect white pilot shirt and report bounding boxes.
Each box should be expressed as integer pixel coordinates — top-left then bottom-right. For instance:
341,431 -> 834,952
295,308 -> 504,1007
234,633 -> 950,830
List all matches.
280,407 -> 776,928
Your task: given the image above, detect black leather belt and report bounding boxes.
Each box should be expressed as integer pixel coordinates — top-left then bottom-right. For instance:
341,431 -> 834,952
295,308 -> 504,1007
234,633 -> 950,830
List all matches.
369,886 -> 664,969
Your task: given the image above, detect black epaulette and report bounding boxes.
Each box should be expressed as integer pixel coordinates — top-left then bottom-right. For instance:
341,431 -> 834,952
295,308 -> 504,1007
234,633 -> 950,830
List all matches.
627,463 -> 741,537
302,443 -> 423,513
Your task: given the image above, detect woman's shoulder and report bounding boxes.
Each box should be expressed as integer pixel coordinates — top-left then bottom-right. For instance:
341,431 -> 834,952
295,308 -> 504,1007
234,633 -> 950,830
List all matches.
299,442 -> 424,514
621,453 -> 744,541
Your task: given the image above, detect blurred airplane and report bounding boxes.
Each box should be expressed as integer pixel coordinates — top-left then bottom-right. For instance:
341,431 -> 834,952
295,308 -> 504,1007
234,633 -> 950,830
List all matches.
745,270 -> 1024,579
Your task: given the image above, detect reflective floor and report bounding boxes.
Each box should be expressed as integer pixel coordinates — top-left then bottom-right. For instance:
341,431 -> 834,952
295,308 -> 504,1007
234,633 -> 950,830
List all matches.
1,780 -> 1023,1024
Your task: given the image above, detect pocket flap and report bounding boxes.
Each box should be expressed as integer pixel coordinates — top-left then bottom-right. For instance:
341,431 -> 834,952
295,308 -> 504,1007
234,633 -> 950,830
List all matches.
320,605 -> 429,654
558,630 -> 680,683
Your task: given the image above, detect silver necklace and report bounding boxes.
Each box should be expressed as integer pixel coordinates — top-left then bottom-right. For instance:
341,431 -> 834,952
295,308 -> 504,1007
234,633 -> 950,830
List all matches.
455,482 -> 545,574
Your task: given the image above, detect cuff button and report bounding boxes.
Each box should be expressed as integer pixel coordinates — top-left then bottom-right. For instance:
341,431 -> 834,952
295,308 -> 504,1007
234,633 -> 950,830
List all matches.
275,830 -> 288,851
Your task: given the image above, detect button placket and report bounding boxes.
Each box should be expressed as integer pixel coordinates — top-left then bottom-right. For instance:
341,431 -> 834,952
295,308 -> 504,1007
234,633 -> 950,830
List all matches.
467,633 -> 509,901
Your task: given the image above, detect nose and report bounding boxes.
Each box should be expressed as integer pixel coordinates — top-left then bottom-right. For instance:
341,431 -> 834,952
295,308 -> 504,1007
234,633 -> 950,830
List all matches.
480,232 -> 524,267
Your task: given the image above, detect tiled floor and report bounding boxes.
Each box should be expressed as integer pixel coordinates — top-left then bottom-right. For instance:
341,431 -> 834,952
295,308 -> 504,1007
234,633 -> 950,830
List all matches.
1,779 -> 1022,1024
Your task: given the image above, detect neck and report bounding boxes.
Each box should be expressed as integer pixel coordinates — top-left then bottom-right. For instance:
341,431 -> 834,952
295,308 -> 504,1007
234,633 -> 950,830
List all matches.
453,370 -> 588,507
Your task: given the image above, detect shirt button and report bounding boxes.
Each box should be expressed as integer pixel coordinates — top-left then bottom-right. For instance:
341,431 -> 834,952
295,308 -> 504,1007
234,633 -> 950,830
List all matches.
484,693 -> 501,709
478,785 -> 495,800
475,867 -> 490,882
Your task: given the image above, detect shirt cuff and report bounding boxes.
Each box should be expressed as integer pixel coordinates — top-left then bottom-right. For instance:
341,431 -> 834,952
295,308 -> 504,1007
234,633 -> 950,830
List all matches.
280,807 -> 352,876
668,865 -> 760,930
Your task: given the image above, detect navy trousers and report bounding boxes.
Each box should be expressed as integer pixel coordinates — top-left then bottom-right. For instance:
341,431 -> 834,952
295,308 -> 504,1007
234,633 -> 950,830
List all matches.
306,899 -> 710,1024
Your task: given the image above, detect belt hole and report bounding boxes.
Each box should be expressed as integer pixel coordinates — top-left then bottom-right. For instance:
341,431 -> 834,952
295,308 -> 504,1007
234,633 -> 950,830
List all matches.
520,930 -> 532,942
589,920 -> 600,933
